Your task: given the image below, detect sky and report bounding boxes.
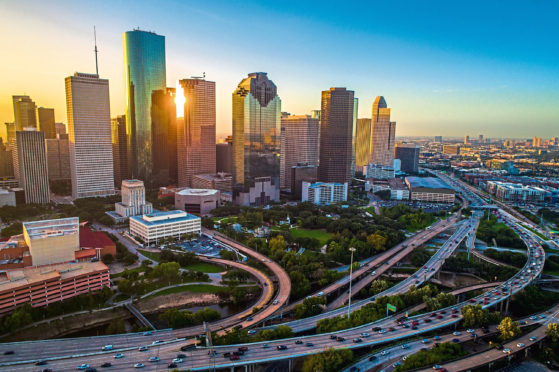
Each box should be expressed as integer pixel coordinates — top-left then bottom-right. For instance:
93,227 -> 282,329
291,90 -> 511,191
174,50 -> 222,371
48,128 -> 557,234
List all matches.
1,0 -> 558,141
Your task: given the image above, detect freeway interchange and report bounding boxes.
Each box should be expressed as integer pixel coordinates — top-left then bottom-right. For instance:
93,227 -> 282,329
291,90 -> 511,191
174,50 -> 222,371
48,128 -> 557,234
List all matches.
0,174 -> 550,371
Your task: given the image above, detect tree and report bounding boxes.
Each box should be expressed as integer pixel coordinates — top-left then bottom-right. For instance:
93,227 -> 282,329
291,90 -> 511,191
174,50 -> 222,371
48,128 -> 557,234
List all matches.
497,317 -> 520,341
149,262 -> 181,283
230,287 -> 247,304
546,323 -> 559,343
220,249 -> 236,261
102,254 -> 114,264
367,232 -> 387,252
289,271 -> 311,299
369,280 -> 392,296
302,348 -> 353,372
461,304 -> 488,328
269,235 -> 287,260
293,296 -> 326,319
117,278 -> 132,295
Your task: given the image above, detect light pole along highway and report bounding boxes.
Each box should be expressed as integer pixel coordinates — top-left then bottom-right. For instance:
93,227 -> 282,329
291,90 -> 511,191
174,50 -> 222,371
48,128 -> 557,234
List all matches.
347,247 -> 357,320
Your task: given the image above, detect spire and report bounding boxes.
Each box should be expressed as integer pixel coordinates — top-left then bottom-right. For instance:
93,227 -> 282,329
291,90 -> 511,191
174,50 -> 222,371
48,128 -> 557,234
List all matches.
94,26 -> 99,75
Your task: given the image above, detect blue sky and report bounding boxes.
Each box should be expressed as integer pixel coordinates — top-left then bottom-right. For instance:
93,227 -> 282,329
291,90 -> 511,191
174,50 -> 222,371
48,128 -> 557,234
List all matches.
1,0 -> 558,139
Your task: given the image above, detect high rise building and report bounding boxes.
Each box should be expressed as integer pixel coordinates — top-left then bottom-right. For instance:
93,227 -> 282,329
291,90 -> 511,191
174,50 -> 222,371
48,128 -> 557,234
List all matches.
15,130 -> 50,204
434,136 -> 443,143
478,134 -> 484,144
216,136 -> 233,174
37,107 -> 56,139
176,78 -> 216,188
394,142 -> 420,173
232,73 -> 281,205
55,122 -> 67,135
4,123 -> 15,149
110,115 -> 128,188
123,29 -> 166,183
0,139 -> 13,179
532,136 -> 542,147
45,133 -> 70,181
464,135 -> 470,144
114,179 -> 152,217
65,72 -> 115,199
12,95 -> 37,131
151,88 -> 177,186
280,114 -> 319,189
355,118 -> 372,168
318,88 -> 354,184
291,163 -> 318,199
369,96 -> 396,167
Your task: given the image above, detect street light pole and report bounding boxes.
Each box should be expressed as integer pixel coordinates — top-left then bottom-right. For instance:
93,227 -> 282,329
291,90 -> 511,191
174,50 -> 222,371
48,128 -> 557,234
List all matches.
347,247 -> 356,320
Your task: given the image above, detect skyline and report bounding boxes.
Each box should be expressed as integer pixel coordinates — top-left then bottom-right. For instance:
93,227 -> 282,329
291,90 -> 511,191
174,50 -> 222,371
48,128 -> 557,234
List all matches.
1,0 -> 559,141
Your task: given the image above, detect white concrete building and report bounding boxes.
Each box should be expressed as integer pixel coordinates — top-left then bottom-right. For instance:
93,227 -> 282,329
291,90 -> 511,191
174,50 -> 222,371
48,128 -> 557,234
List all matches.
129,210 -> 201,246
115,179 -> 153,218
363,163 -> 395,179
302,181 -> 348,205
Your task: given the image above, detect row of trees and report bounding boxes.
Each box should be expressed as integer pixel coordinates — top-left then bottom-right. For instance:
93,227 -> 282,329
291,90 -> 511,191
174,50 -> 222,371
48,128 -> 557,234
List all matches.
211,324 -> 294,346
483,248 -> 527,268
159,307 -> 221,328
394,342 -> 466,371
477,212 -> 526,249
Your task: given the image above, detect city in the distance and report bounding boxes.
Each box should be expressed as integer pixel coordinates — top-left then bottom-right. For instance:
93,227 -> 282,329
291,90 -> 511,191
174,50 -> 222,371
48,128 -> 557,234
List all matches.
0,1 -> 558,372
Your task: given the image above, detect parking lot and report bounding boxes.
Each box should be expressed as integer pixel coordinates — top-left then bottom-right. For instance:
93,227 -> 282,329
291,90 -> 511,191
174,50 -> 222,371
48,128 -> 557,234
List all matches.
175,235 -> 228,257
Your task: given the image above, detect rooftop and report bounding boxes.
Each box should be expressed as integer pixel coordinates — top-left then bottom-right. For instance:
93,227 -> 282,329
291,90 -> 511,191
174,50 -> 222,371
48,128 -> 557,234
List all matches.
23,218 -> 79,241
176,188 -> 219,196
130,210 -> 200,227
405,176 -> 453,190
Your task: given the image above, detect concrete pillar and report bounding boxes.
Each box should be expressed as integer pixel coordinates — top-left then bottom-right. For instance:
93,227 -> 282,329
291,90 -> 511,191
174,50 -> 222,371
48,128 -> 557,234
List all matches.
289,358 -> 293,372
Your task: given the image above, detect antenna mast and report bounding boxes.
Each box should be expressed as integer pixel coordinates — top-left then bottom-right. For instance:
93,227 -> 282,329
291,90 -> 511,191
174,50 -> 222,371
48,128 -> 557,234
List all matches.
94,26 -> 99,75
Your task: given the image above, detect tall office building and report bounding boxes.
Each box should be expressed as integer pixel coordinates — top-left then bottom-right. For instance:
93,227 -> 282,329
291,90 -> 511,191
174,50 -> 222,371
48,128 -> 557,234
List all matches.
318,88 -> 354,184
151,88 -> 177,186
45,133 -> 70,181
55,122 -> 67,135
216,136 -> 233,174
434,136 -> 443,143
12,96 -> 37,131
355,118 -> 372,168
123,29 -> 166,183
532,137 -> 542,147
37,107 -> 56,139
176,78 -> 216,188
4,123 -> 15,150
464,135 -> 470,144
111,115 -> 129,187
0,139 -> 13,179
369,96 -> 396,167
394,142 -> 420,173
280,114 -> 319,189
232,73 -> 281,205
65,72 -> 115,199
15,130 -> 50,204
478,134 -> 484,144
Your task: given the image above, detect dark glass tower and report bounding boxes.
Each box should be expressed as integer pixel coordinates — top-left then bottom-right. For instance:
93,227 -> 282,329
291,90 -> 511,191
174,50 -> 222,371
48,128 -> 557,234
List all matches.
123,29 -> 166,184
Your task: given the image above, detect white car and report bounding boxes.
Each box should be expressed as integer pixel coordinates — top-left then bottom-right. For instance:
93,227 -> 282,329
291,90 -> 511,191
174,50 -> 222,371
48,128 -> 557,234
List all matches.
517,343 -> 525,348
149,356 -> 160,362
134,363 -> 145,368
77,365 -> 90,370
172,358 -> 183,363
114,353 -> 125,359
453,331 -> 461,336
102,345 -> 113,351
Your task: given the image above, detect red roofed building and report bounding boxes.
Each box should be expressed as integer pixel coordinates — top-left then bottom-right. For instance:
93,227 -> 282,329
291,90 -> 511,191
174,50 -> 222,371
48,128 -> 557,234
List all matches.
79,227 -> 116,261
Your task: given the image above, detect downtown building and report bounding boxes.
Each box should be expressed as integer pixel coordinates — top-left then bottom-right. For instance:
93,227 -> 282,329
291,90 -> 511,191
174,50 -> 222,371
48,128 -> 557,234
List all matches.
302,181 -> 348,205
111,115 -> 129,187
37,107 -> 56,139
280,114 -> 319,189
129,210 -> 201,246
394,142 -> 420,173
14,129 -> 50,204
319,88 -> 355,184
113,179 -> 153,219
151,88 -> 177,186
123,29 -> 166,183
12,95 -> 37,131
355,118 -> 372,168
65,72 -> 115,199
232,73 -> 281,206
177,78 -> 216,187
45,133 -> 70,181
369,96 -> 396,167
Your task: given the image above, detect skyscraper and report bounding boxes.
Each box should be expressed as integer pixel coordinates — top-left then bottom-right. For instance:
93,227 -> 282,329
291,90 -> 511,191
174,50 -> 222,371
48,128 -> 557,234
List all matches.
216,136 -> 233,174
232,73 -> 281,205
4,123 -> 15,149
280,114 -> 319,189
151,88 -> 177,186
12,95 -> 37,131
394,142 -> 420,173
0,139 -> 13,179
111,115 -> 129,188
478,134 -> 484,144
37,107 -> 56,139
464,135 -> 470,144
15,129 -> 50,204
319,88 -> 355,184
355,118 -> 372,168
123,29 -> 166,183
45,133 -> 70,181
369,96 -> 396,167
177,78 -> 216,188
65,72 -> 115,199
55,122 -> 67,135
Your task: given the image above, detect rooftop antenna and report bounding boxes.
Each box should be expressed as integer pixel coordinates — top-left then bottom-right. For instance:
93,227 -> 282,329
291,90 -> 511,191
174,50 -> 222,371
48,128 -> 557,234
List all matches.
94,26 -> 99,75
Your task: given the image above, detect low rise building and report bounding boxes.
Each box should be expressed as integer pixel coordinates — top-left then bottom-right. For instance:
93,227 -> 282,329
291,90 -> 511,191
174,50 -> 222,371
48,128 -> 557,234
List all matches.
0,261 -> 110,315
191,173 -> 232,192
0,188 -> 16,207
129,210 -> 201,246
486,181 -> 547,202
234,177 -> 280,206
175,188 -> 220,215
113,180 -> 153,219
291,163 -> 318,199
366,178 -> 410,200
405,176 -> 455,203
23,218 -> 80,267
443,144 -> 460,155
79,226 -> 117,260
302,181 -> 348,205
363,164 -> 395,179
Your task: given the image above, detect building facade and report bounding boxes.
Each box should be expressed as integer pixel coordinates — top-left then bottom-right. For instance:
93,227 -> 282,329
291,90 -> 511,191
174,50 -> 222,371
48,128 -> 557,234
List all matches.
65,72 -> 115,199
443,144 -> 460,155
318,88 -> 355,184
12,95 -> 37,131
111,115 -> 129,187
280,114 -> 319,189
115,179 -> 153,218
23,218 -> 80,266
302,181 -> 348,205
355,118 -> 372,168
175,188 -> 220,215
37,107 -> 56,139
291,163 -> 318,199
123,29 -> 166,182
192,173 -> 232,192
216,137 -> 233,174
369,96 -> 396,167
151,88 -> 177,186
394,142 -> 420,173
232,73 -> 281,205
405,176 -> 455,203
129,210 -> 201,245
363,163 -> 395,179
45,133 -> 70,181
177,78 -> 216,187
16,130 -> 50,204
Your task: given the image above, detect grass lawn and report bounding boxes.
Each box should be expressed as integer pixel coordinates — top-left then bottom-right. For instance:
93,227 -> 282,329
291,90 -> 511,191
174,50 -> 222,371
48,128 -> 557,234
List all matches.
138,249 -> 161,261
521,224 -> 548,240
543,270 -> 559,277
111,266 -> 146,279
113,293 -> 130,302
185,262 -> 224,273
289,228 -> 332,246
143,284 -> 229,300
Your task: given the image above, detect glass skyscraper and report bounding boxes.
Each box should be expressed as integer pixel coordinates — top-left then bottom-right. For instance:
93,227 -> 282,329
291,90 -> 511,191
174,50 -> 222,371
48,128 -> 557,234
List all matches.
232,73 -> 281,205
123,29 -> 166,183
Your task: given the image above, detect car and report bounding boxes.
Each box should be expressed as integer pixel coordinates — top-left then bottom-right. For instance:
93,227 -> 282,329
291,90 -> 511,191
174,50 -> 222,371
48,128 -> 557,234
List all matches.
248,330 -> 256,335
422,339 -> 431,344
238,346 -> 248,352
102,345 -> 113,351
353,338 -> 362,343
230,355 -> 240,361
138,346 -> 148,352
424,318 -> 432,323
401,344 -> 409,349
330,335 -> 338,339
467,329 -> 475,333
262,344 -> 270,349
247,317 -> 253,321
3,350 -> 14,355
372,326 -> 382,332
85,368 -> 97,372
360,332 -> 370,338
336,336 -> 346,342
168,363 -> 178,369
306,342 -> 314,347
273,300 -> 279,305
40,369 -> 53,372
177,354 -> 186,359
495,344 -> 504,350
453,331 -> 461,336
223,352 -> 231,358
233,351 -> 244,356
378,328 -> 387,333
101,363 -> 112,368
149,357 -> 160,362
152,340 -> 162,345
519,320 -> 527,325
295,340 -> 303,345
436,315 -> 443,319
318,291 -> 324,296
503,348 -> 511,354
371,271 -> 376,275
276,345 -> 288,350
433,365 -> 442,370
452,338 -> 460,343
114,353 -> 125,359
412,326 -> 418,330
77,364 -> 90,370
393,362 -> 402,367
530,316 -> 538,320
172,358 -> 183,363
517,343 -> 525,348
369,355 -> 377,361
143,331 -> 152,336
388,327 -> 395,332
433,336 -> 441,341
529,336 -> 537,341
